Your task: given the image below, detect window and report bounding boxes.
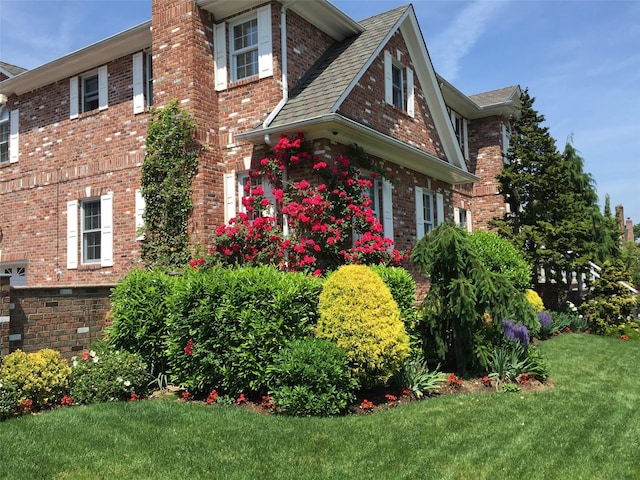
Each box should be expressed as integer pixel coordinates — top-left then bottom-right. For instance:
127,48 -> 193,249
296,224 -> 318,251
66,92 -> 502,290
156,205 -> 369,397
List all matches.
214,5 -> 273,91
70,65 -> 108,118
67,194 -> 113,269
224,171 -> 275,224
415,187 -> 443,239
454,207 -> 472,232
82,199 -> 101,263
0,106 -> 7,164
231,18 -> 258,81
145,53 -> 154,107
3,265 -> 27,287
384,51 -> 414,117
391,64 -> 404,110
82,74 -> 99,112
502,122 -> 512,163
450,110 -> 468,160
133,52 -> 153,113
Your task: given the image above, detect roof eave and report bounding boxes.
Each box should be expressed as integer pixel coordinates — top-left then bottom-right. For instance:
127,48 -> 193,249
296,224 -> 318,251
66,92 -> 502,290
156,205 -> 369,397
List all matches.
0,21 -> 152,97
236,114 -> 479,185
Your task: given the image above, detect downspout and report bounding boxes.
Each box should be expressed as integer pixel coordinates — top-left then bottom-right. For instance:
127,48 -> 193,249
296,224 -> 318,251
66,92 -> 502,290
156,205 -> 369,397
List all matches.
263,2 -> 290,137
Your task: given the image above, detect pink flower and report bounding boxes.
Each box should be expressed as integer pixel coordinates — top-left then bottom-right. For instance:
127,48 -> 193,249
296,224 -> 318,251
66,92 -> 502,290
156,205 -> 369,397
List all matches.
184,339 -> 194,356
236,393 -> 247,404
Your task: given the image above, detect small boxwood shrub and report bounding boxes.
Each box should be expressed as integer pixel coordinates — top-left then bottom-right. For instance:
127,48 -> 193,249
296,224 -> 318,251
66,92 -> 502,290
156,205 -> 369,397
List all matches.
369,265 -> 417,322
107,267 -> 178,377
267,338 -> 356,416
69,347 -> 150,404
167,265 -> 323,395
0,381 -> 20,421
0,349 -> 71,408
316,264 -> 410,388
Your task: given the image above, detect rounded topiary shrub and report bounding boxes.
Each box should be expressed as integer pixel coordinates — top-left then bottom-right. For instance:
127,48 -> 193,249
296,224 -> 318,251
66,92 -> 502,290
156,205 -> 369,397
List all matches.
267,338 -> 356,417
315,264 -> 409,387
525,289 -> 545,313
468,231 -> 532,291
0,349 -> 71,408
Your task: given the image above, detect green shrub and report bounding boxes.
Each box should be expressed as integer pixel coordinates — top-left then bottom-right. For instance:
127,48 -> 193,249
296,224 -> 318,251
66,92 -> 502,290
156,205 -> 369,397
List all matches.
267,338 -> 356,416
0,349 -> 71,408
0,380 -> 20,421
467,231 -> 532,291
167,265 -> 323,395
579,260 -> 639,334
316,264 -> 409,388
106,267 -> 177,377
69,347 -> 149,404
525,289 -> 545,313
370,265 -> 418,343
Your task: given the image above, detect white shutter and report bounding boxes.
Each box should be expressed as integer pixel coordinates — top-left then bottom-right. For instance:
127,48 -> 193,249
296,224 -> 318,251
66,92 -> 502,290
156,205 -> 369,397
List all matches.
436,192 -> 444,226
384,51 -> 393,105
257,5 -> 273,79
135,189 -> 145,241
100,193 -> 113,267
214,23 -> 228,91
382,179 -> 394,243
132,52 -> 145,114
453,207 -> 460,227
415,186 -> 424,239
70,76 -> 79,119
224,172 -> 236,223
9,109 -> 19,163
463,118 -> 469,160
406,67 -> 414,117
67,200 -> 78,269
98,65 -> 108,110
466,210 -> 473,232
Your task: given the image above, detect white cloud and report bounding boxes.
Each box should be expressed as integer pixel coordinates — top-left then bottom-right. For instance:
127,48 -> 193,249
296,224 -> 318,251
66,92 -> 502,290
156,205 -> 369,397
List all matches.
430,0 -> 508,81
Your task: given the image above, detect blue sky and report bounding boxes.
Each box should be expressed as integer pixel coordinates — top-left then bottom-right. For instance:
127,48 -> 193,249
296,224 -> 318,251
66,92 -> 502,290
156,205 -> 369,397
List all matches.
1,0 -> 638,224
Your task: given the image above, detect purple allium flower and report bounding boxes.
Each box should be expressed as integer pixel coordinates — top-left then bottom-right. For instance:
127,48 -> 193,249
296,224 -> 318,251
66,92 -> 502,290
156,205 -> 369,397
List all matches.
538,311 -> 552,329
502,319 -> 530,346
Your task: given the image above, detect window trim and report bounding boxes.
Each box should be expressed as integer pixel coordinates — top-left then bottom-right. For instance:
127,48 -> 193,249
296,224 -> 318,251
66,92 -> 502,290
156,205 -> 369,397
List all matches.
384,50 -> 414,117
0,106 -> 8,164
81,198 -> 102,264
81,72 -> 100,113
229,15 -> 259,82
450,110 -> 469,161
70,65 -> 108,118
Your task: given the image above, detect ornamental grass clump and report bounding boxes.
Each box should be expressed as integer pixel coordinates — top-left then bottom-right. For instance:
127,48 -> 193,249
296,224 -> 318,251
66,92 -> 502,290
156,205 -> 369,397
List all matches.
316,264 -> 410,388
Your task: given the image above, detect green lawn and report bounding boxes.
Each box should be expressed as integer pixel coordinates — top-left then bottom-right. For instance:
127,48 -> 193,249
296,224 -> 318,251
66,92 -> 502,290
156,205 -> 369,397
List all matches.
1,333 -> 639,480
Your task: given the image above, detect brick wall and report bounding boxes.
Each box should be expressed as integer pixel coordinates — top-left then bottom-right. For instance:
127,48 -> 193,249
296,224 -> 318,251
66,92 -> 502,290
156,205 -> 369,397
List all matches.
3,284 -> 112,360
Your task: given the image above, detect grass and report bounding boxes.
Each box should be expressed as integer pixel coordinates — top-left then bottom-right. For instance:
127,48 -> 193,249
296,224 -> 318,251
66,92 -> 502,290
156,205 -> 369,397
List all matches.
1,333 -> 639,479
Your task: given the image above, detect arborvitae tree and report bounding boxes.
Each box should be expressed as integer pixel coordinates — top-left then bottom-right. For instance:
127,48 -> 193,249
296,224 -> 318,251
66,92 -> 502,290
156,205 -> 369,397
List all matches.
493,89 -> 607,307
596,195 -> 622,263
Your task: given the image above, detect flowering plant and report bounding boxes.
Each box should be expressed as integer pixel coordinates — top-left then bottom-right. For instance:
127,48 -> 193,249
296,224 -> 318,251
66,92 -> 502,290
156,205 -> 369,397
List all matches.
360,399 -> 374,412
447,373 -> 463,387
208,134 -> 406,274
206,389 -> 219,404
384,394 -> 398,407
60,395 -> 74,407
69,347 -> 149,404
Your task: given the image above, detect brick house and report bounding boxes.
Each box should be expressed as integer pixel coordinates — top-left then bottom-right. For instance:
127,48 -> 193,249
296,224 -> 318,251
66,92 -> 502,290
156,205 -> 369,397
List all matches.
0,0 -> 519,356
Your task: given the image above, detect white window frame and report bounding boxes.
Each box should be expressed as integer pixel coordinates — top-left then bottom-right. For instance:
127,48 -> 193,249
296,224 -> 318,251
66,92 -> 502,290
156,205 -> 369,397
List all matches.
0,106 -> 8,164
2,264 -> 27,287
82,198 -> 102,264
454,207 -> 473,232
415,187 -> 434,239
450,110 -> 469,161
67,194 -> 113,269
384,51 -> 415,117
133,52 -> 153,114
82,72 -> 100,113
229,15 -> 259,82
224,171 -> 275,223
70,65 -> 108,118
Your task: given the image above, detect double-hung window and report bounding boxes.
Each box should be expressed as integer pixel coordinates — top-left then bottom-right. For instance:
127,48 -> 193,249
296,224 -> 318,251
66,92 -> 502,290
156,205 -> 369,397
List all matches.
450,110 -> 469,160
82,74 -> 99,113
231,17 -> 259,81
384,50 -> 414,117
415,186 -> 444,239
0,106 -> 8,164
133,52 -> 153,113
82,199 -> 102,263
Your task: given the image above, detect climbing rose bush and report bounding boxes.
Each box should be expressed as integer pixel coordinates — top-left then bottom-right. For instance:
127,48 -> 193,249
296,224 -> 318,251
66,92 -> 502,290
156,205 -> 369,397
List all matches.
209,134 -> 406,274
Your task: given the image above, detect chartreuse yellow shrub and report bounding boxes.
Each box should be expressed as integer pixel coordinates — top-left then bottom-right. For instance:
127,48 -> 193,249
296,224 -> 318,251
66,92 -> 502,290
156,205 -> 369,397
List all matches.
316,265 -> 409,387
525,289 -> 545,313
0,349 -> 71,408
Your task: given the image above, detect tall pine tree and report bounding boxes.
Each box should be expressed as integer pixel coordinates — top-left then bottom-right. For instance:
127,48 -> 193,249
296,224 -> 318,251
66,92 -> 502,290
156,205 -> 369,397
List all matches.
493,89 -> 609,307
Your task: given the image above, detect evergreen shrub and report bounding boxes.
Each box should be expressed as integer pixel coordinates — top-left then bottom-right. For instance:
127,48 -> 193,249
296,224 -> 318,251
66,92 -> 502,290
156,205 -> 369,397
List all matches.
267,338 -> 356,416
0,349 -> 71,408
0,381 -> 20,421
525,289 -> 545,313
167,265 -> 323,395
107,268 -> 178,376
316,264 -> 409,387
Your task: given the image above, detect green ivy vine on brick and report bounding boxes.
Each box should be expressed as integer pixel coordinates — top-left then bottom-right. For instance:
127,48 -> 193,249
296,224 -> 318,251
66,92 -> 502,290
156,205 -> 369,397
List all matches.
141,100 -> 200,269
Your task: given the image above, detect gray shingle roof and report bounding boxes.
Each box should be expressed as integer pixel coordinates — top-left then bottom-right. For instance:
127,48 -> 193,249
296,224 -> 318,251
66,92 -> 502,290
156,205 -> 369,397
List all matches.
268,5 -> 410,128
468,85 -> 519,107
0,61 -> 28,77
